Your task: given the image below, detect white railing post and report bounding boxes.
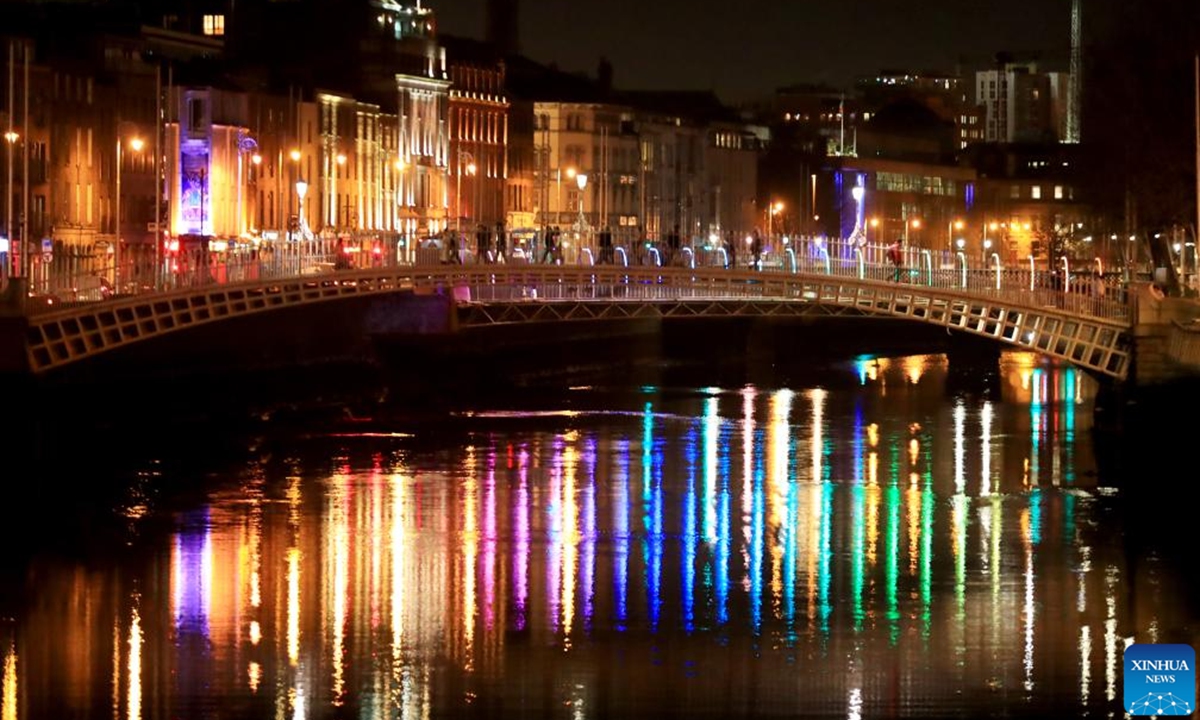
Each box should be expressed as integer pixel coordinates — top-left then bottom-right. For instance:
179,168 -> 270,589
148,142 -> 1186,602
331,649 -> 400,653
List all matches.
854,247 -> 865,279
920,249 -> 933,286
681,246 -> 695,269
955,251 -> 968,289
991,252 -> 1002,290
1028,255 -> 1036,291
1061,256 -> 1071,294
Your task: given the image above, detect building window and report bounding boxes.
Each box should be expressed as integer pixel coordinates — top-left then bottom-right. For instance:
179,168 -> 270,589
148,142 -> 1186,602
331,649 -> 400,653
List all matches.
203,14 -> 225,36
1054,185 -> 1064,200
1031,186 -> 1042,200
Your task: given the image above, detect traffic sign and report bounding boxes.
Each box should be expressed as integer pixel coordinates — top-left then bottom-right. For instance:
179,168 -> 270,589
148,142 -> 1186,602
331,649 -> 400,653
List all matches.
41,238 -> 53,253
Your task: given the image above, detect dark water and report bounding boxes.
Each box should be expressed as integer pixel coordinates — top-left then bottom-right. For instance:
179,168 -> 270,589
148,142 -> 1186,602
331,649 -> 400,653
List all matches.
1,352 -> 1197,719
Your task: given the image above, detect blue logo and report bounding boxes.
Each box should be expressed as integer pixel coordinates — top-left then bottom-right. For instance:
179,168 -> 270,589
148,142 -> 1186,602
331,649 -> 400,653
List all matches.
1125,644 -> 1195,716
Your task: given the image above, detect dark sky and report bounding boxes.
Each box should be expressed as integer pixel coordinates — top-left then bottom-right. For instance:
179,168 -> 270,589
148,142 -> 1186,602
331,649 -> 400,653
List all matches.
435,0 -> 1077,102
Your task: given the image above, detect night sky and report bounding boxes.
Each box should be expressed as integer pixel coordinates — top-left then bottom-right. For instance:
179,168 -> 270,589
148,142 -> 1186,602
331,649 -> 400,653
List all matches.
436,0 -> 1078,102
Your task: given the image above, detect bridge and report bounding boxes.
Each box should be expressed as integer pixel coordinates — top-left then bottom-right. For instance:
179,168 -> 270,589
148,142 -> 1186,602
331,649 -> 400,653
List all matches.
2,238 -> 1147,381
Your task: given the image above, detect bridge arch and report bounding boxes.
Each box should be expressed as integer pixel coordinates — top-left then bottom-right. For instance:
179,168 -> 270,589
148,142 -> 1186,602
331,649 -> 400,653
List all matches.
22,266 -> 1131,379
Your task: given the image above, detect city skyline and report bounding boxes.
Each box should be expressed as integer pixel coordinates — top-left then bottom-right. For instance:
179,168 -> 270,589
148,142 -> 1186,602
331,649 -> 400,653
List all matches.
439,0 -> 1079,102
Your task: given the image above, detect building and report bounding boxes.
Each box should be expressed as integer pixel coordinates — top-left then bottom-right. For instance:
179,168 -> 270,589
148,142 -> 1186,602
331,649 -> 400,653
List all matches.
976,61 -> 1071,144
964,142 -> 1094,262
532,101 -> 641,249
447,50 -> 509,232
822,156 -> 978,254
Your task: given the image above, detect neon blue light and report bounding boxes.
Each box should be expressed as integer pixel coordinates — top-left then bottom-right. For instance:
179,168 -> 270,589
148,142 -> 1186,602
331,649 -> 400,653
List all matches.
818,481 -> 834,637
716,454 -> 731,626
1029,488 -> 1042,546
783,468 -> 799,643
703,398 -> 719,544
885,483 -> 901,645
851,483 -> 865,630
750,465 -> 764,635
683,425 -> 698,633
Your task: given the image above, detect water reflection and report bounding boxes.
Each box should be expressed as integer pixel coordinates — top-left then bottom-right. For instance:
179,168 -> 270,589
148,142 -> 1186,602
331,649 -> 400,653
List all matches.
5,352 -> 1195,718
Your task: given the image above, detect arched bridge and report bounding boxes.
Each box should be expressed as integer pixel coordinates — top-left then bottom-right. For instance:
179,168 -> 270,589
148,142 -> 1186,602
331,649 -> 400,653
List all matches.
20,261 -> 1132,379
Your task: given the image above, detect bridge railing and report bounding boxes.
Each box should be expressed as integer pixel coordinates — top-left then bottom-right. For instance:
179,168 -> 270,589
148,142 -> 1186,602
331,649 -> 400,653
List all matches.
16,236 -> 1130,323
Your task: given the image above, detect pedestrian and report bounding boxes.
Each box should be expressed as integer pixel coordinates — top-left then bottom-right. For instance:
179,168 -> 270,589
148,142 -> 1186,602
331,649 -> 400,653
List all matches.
887,239 -> 904,281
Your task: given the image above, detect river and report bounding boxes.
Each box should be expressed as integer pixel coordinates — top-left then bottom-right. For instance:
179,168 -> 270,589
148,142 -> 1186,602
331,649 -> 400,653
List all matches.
0,350 -> 1195,719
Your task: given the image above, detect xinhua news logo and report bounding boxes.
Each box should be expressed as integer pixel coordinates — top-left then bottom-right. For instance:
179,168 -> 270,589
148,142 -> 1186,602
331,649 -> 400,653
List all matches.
1124,644 -> 1195,716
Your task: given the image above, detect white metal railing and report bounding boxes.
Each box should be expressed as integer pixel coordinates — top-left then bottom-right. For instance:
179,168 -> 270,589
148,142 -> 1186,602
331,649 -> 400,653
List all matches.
15,238 -> 1131,322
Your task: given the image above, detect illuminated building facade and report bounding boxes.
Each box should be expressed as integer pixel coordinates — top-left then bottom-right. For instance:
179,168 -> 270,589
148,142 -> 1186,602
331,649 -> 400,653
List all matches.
448,58 -> 509,231
533,102 -> 641,246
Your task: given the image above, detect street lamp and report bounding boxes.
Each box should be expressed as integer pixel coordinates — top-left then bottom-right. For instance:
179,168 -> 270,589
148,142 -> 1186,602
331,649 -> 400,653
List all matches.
334,153 -> 347,229
295,179 -> 308,240
114,134 -> 145,291
869,217 -> 880,244
3,130 -> 16,279
768,200 -> 784,243
905,217 -> 921,243
949,219 -> 965,251
576,173 -> 589,245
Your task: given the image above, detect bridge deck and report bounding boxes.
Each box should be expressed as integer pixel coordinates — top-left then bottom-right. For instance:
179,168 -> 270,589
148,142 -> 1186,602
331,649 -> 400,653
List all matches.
21,266 -> 1132,379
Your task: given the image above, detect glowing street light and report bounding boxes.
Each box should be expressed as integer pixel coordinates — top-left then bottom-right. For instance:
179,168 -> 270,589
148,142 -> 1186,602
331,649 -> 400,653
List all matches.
295,179 -> 308,240
114,134 -> 145,290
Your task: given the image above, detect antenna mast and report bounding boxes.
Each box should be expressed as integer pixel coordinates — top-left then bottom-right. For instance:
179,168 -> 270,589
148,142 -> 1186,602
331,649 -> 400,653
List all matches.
1066,0 -> 1082,143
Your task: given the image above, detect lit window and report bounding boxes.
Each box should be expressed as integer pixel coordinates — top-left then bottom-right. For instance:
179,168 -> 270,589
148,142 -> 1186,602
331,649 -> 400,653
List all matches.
1054,185 -> 1064,200
203,14 -> 225,35
1031,186 -> 1042,200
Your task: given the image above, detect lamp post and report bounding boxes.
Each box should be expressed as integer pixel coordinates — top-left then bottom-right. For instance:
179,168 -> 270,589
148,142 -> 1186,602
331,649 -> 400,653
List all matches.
851,185 -> 864,240
948,219 -> 964,253
334,152 -> 347,230
560,166 -> 577,226
576,173 -> 589,251
905,217 -> 921,244
456,149 -> 476,234
3,130 -> 16,279
295,179 -> 308,237
768,200 -> 784,245
868,217 -> 880,244
251,153 -> 263,232
115,134 -> 144,291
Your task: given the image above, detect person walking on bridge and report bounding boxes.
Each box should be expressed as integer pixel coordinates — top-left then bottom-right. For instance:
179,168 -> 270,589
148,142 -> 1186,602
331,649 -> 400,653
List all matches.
887,239 -> 904,282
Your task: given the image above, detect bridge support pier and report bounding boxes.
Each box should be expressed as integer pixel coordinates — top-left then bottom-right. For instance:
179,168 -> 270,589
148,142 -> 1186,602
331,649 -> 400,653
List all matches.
1127,282 -> 1200,387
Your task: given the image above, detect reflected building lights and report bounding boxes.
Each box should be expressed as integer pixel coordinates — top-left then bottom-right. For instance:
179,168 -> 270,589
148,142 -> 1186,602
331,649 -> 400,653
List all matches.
613,440 -> 630,630
287,547 -> 300,666
483,455 -> 498,632
683,430 -> 698,633
581,439 -> 597,633
330,472 -> 349,705
1104,565 -> 1118,703
561,443 -> 579,648
953,402 -> 966,495
127,603 -> 142,720
703,397 -> 719,544
1079,625 -> 1091,706
768,390 -> 794,616
980,402 -> 993,497
1021,509 -> 1035,692
514,452 -> 530,632
463,449 -> 479,668
2,644 -> 14,720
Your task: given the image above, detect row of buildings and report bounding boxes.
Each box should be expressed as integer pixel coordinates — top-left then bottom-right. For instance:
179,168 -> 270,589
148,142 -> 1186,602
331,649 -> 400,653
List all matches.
0,0 -> 1102,272
0,0 -> 762,268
